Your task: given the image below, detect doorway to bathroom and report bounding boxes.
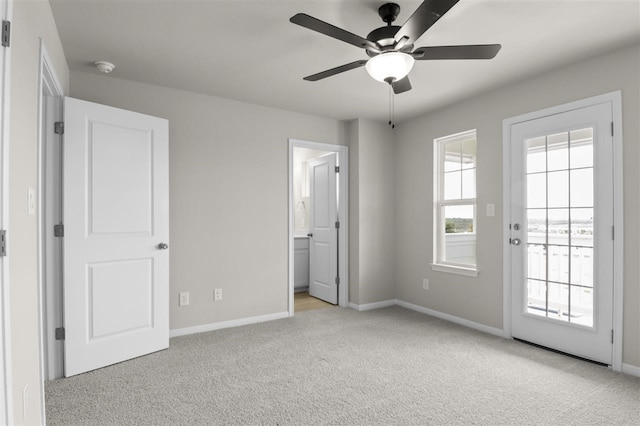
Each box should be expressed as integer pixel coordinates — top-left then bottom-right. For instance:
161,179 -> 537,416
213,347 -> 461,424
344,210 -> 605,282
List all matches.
288,139 -> 348,315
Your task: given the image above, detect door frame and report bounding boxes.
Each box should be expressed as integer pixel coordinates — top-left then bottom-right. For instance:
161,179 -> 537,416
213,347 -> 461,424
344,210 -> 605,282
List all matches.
502,91 -> 624,372
37,39 -> 64,405
288,139 -> 348,314
0,0 -> 11,422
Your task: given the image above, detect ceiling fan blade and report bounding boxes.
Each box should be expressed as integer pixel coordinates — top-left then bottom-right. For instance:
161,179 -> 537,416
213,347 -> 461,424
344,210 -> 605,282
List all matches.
290,13 -> 380,51
394,0 -> 460,44
303,60 -> 368,82
392,76 -> 412,94
413,44 -> 502,60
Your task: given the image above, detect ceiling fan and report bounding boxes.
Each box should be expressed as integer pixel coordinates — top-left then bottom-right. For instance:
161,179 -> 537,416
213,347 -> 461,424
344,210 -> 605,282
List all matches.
290,0 -> 501,94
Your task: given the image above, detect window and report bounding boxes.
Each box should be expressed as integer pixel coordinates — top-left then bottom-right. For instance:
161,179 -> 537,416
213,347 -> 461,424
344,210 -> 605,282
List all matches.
432,130 -> 478,276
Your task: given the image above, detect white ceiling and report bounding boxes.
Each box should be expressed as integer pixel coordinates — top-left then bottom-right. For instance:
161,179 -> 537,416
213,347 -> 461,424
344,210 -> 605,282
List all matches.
49,0 -> 640,123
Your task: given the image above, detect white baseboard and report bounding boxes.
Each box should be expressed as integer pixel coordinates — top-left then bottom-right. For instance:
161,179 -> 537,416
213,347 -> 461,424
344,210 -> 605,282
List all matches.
622,363 -> 640,377
349,299 -> 397,311
396,300 -> 507,338
169,311 -> 289,338
347,299 -> 506,338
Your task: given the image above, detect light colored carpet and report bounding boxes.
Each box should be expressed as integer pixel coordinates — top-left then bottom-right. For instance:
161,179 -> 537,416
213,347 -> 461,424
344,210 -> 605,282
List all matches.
45,306 -> 639,425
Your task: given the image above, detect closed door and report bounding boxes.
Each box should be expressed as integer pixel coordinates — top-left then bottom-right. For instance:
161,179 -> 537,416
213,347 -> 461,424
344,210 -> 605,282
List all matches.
308,153 -> 338,305
63,97 -> 169,376
509,101 -> 614,364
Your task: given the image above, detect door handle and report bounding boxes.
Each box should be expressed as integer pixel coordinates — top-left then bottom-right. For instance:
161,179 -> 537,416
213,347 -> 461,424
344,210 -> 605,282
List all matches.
511,238 -> 521,246
307,233 -> 313,238
157,243 -> 169,250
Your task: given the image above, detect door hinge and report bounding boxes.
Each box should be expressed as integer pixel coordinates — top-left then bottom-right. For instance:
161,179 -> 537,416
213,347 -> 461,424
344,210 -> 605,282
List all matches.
335,221 -> 340,229
335,166 -> 340,173
55,327 -> 65,341
611,329 -> 614,344
335,277 -> 340,285
611,122 -> 614,137
54,223 -> 64,237
54,121 -> 64,135
1,21 -> 10,48
0,230 -> 6,257
612,225 -> 615,240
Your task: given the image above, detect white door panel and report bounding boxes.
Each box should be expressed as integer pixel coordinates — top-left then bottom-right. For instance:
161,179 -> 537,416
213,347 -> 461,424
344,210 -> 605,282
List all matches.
89,122 -> 154,235
308,153 -> 338,305
63,97 -> 169,376
509,102 -> 613,364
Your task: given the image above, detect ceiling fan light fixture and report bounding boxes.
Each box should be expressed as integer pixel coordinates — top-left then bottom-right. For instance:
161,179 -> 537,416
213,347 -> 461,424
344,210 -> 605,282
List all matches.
365,51 -> 414,83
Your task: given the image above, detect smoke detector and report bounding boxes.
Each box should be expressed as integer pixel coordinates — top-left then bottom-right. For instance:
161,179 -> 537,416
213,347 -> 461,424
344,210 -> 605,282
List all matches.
94,61 -> 115,74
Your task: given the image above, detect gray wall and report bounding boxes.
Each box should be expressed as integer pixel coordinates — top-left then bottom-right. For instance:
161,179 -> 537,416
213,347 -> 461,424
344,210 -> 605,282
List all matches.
70,72 -> 348,330
394,44 -> 640,368
348,119 -> 396,305
9,1 -> 69,423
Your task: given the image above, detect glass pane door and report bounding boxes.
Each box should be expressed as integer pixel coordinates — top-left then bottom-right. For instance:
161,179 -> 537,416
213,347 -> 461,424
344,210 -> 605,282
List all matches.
509,99 -> 614,365
525,129 -> 594,327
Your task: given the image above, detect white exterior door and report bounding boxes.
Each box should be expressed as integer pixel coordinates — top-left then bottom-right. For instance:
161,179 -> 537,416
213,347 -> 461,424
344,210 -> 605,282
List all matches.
509,102 -> 614,364
63,97 -> 169,377
308,153 -> 338,305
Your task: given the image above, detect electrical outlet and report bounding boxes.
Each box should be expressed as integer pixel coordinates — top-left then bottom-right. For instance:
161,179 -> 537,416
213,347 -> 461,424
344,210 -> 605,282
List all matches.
214,288 -> 222,301
179,292 -> 190,306
423,278 -> 429,290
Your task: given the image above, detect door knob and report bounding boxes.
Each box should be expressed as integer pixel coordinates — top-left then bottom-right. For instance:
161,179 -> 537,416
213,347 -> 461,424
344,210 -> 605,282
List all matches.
307,233 -> 313,238
157,243 -> 169,250
511,238 -> 521,246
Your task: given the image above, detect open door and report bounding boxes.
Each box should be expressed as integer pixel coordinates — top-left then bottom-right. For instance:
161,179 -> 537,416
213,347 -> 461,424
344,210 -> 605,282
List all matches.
308,153 -> 338,305
63,97 -> 169,376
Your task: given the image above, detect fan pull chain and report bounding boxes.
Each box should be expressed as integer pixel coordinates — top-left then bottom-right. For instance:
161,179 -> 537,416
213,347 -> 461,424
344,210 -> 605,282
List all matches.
388,84 -> 395,130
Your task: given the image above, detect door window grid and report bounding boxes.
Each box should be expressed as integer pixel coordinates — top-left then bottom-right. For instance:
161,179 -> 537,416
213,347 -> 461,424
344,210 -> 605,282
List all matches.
525,128 -> 594,327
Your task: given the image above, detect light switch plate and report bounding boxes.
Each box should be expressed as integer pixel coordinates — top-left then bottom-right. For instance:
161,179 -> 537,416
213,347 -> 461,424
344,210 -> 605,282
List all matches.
486,203 -> 495,217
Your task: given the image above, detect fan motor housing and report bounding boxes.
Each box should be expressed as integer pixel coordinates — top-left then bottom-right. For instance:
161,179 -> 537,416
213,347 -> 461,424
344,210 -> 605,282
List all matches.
366,3 -> 413,57
366,25 -> 413,57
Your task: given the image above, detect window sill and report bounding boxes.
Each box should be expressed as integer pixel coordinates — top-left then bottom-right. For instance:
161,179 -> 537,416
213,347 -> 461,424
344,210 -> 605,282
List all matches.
430,263 -> 479,277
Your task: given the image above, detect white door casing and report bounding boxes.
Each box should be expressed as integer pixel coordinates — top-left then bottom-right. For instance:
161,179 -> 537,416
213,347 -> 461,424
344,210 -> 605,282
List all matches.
63,97 -> 169,377
508,101 -> 614,364
0,0 -> 10,421
308,153 -> 338,305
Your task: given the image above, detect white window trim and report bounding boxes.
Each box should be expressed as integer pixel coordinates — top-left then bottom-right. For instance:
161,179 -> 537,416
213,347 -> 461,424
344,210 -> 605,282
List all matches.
432,129 -> 479,276
430,262 -> 479,277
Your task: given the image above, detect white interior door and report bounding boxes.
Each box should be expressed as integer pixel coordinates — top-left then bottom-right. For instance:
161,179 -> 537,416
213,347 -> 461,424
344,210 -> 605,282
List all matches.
63,97 -> 169,377
308,153 -> 338,305
509,102 -> 614,364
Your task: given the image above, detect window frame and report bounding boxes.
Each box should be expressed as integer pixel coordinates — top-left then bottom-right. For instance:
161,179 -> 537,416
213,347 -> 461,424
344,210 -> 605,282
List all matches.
432,129 -> 479,277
